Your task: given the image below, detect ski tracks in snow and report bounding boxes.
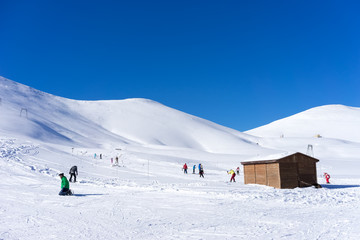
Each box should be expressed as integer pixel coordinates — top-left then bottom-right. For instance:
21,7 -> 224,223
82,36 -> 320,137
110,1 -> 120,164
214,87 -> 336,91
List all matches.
0,138 -> 57,178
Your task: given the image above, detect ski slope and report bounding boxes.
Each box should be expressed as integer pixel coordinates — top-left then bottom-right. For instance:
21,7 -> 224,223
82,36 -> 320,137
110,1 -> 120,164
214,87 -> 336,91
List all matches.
1,76 -> 360,239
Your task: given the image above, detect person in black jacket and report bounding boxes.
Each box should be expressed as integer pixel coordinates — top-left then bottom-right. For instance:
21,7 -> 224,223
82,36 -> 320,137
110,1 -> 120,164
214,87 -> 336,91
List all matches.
69,166 -> 78,182
199,164 -> 204,178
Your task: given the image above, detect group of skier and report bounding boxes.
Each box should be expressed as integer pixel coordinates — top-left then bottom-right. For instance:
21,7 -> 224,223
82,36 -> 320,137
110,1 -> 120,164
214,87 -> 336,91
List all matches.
182,163 -> 241,181
111,156 -> 120,165
183,163 -> 204,177
58,158 -> 333,197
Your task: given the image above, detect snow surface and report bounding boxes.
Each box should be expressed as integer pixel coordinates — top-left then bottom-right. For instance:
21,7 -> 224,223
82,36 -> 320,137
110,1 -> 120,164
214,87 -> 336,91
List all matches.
1,76 -> 360,239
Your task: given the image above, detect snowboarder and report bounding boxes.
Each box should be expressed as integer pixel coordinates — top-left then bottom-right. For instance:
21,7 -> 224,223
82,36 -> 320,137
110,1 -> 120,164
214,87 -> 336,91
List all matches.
183,163 -> 188,174
58,173 -> 72,196
324,172 -> 330,184
69,166 -> 78,182
228,169 -> 236,182
236,166 -> 240,175
193,165 -> 196,174
199,164 -> 204,178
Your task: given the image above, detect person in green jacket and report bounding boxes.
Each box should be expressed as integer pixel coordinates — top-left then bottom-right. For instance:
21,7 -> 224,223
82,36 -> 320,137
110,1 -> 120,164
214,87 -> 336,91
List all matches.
59,173 -> 71,196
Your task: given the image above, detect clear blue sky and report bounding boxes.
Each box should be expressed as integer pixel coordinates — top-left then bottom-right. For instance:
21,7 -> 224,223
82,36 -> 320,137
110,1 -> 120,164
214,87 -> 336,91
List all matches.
1,0 -> 359,131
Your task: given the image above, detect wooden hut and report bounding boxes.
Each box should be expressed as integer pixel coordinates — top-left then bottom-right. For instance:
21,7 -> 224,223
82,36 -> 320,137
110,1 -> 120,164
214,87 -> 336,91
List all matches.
241,152 -> 319,189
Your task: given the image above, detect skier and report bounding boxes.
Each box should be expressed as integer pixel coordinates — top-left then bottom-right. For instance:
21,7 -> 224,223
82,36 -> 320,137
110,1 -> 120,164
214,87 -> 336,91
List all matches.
115,156 -> 119,165
94,153 -> 97,159
100,153 -> 102,159
193,165 -> 196,174
69,166 -> 78,182
199,164 -> 204,178
228,169 -> 236,182
58,173 -> 72,196
236,166 -> 240,175
183,163 -> 188,174
324,172 -> 330,184
111,158 -> 113,165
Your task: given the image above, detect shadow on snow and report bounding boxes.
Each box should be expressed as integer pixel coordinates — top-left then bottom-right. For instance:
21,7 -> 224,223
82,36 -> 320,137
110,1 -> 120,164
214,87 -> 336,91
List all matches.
321,184 -> 360,189
73,193 -> 107,197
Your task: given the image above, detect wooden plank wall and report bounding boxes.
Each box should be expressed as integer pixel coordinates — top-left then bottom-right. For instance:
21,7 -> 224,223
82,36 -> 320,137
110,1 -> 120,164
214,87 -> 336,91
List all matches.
244,165 -> 255,184
244,163 -> 281,188
266,163 -> 280,188
255,164 -> 267,185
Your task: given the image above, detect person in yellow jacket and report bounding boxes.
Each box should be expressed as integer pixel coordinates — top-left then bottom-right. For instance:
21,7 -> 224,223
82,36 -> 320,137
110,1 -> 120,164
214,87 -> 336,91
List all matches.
227,169 -> 236,182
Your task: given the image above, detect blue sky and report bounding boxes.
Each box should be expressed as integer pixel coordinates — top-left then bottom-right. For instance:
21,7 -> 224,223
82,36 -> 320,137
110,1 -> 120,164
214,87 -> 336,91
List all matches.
1,0 -> 359,131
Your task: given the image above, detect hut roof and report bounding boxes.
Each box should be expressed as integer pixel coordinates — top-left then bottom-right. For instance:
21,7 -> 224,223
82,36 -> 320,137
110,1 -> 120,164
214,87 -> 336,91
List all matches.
241,152 -> 319,165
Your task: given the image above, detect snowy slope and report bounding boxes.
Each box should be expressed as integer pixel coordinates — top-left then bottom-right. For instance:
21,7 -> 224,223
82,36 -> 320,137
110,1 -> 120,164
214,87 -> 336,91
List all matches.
0,76 -> 262,154
1,136 -> 360,240
0,77 -> 132,147
246,105 -> 360,143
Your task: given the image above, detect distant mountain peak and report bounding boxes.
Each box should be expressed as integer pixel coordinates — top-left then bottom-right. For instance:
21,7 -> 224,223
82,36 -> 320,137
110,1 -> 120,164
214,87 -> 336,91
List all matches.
246,104 -> 360,142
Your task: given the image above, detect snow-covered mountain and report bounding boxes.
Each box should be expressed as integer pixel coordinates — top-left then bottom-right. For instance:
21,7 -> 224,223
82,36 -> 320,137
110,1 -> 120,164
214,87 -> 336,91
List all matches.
1,75 -> 360,168
0,76 -> 261,154
246,105 -> 360,143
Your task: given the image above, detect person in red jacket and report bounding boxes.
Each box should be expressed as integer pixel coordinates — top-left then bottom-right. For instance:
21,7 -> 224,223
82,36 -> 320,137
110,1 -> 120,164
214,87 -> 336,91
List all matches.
324,172 -> 330,184
183,163 -> 188,174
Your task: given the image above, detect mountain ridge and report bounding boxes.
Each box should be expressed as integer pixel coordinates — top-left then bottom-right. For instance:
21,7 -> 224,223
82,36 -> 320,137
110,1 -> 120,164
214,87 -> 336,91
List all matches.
0,76 -> 260,153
